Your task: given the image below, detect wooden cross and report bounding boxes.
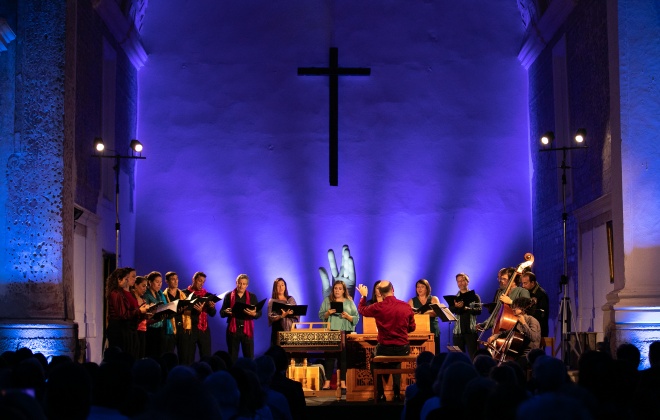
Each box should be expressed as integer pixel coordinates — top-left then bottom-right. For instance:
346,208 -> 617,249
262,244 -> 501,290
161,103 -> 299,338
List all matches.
298,48 -> 371,186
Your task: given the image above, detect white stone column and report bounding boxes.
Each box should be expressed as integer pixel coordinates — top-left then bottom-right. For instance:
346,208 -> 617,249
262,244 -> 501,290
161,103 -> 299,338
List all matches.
604,0 -> 660,369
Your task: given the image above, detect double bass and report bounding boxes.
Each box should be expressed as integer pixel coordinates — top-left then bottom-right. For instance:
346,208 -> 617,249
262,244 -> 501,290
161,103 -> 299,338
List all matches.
487,253 -> 534,362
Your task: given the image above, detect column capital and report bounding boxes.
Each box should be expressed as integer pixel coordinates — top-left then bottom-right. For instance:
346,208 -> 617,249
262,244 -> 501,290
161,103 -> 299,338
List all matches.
92,0 -> 148,69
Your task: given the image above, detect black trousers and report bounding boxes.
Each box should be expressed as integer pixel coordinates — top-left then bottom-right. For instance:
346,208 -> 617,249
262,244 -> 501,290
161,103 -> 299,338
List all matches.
145,326 -> 163,359
453,332 -> 478,360
180,328 -> 212,365
322,347 -> 348,383
372,343 -> 410,396
227,328 -> 254,363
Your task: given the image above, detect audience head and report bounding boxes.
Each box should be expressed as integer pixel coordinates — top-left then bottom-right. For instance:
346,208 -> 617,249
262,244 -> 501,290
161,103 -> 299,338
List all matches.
615,342 -> 640,370
439,361 -> 479,407
213,350 -> 233,369
45,361 -> 92,420
132,357 -> 163,393
531,355 -> 567,393
516,392 -> 592,420
473,354 -> 497,377
204,370 -> 240,412
416,350 -> 435,366
255,355 -> 276,387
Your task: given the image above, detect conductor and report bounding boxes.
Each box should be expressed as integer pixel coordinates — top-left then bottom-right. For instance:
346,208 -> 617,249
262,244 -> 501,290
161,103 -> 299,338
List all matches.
357,281 -> 416,403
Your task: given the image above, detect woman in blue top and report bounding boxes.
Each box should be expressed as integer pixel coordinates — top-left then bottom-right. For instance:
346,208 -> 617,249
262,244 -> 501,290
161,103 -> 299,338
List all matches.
318,280 -> 359,390
144,271 -> 168,359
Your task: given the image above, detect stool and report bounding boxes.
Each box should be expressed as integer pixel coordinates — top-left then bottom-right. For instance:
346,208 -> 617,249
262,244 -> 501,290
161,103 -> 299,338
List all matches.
542,337 -> 556,357
371,355 -> 417,402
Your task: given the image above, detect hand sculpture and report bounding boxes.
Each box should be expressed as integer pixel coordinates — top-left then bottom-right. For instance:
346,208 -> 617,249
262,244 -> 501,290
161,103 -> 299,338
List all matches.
319,245 -> 356,300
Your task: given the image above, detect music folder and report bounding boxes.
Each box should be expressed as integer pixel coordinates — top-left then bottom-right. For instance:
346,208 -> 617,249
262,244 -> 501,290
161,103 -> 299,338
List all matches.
271,301 -> 308,316
443,290 -> 476,307
152,300 -> 180,321
144,301 -> 163,313
232,298 -> 267,319
330,301 -> 343,313
429,303 -> 457,322
195,293 -> 222,304
413,302 -> 431,314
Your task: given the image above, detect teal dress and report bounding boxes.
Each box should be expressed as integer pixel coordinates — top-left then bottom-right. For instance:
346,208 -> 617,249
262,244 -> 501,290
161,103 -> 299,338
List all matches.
412,296 -> 439,337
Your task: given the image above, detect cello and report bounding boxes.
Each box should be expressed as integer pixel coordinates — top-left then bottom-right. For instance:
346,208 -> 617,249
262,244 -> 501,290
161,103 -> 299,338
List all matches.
487,253 -> 534,362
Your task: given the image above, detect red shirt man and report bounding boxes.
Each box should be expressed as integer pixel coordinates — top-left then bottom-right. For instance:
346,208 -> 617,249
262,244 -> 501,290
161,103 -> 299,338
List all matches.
357,281 -> 415,402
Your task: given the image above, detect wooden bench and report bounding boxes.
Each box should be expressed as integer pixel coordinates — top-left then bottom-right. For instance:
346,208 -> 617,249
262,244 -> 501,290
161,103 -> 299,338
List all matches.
371,355 -> 417,402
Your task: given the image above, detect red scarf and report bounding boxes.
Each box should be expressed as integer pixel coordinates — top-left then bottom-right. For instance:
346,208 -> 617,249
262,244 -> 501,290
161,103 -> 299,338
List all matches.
188,286 -> 209,332
229,289 -> 253,339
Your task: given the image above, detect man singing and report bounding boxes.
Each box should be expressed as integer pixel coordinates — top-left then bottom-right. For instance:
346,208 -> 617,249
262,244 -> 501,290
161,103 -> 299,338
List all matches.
221,273 -> 261,362
357,281 -> 415,403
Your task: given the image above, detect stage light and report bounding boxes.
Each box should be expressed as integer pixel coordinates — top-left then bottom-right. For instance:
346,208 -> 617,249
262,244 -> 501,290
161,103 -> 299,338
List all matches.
574,128 -> 587,144
91,138 -> 146,268
94,137 -> 105,152
130,139 -> 143,153
540,131 -> 554,146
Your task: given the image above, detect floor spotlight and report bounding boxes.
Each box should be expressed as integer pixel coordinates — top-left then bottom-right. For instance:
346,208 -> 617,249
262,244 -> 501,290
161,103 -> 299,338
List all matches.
94,137 -> 105,152
540,131 -> 555,147
574,128 -> 587,144
130,139 -> 143,153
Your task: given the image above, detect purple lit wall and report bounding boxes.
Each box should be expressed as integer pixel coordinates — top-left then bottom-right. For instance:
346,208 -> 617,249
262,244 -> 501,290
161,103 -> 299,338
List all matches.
135,2 -> 532,356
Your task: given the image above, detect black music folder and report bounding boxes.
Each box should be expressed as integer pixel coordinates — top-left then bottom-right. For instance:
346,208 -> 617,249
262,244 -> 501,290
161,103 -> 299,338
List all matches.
443,290 -> 476,306
151,300 -> 180,321
232,298 -> 267,319
430,303 -> 457,322
144,301 -> 163,313
413,302 -> 432,314
195,293 -> 222,304
330,301 -> 343,313
271,301 -> 308,316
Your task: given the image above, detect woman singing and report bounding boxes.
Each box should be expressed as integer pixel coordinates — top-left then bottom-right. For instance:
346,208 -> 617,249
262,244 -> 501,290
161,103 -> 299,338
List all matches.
106,267 -> 149,358
408,279 -> 441,354
368,280 -> 383,305
144,271 -> 167,359
132,275 -> 150,359
267,278 -> 299,346
318,280 -> 359,390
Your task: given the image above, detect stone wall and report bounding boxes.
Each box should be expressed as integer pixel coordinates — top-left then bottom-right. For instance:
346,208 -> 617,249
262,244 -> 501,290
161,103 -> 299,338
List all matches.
527,0 -> 611,328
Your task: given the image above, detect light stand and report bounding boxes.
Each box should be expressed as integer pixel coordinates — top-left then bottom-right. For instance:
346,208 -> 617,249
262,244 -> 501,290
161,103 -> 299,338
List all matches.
539,130 -> 586,364
92,138 -> 146,269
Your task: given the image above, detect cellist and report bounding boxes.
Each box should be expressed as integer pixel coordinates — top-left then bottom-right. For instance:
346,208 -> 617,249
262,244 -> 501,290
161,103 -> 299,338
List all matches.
487,297 -> 541,369
477,267 -> 530,332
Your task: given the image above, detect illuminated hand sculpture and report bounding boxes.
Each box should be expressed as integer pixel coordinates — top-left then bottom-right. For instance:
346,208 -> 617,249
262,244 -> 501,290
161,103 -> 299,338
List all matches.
319,245 -> 356,300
